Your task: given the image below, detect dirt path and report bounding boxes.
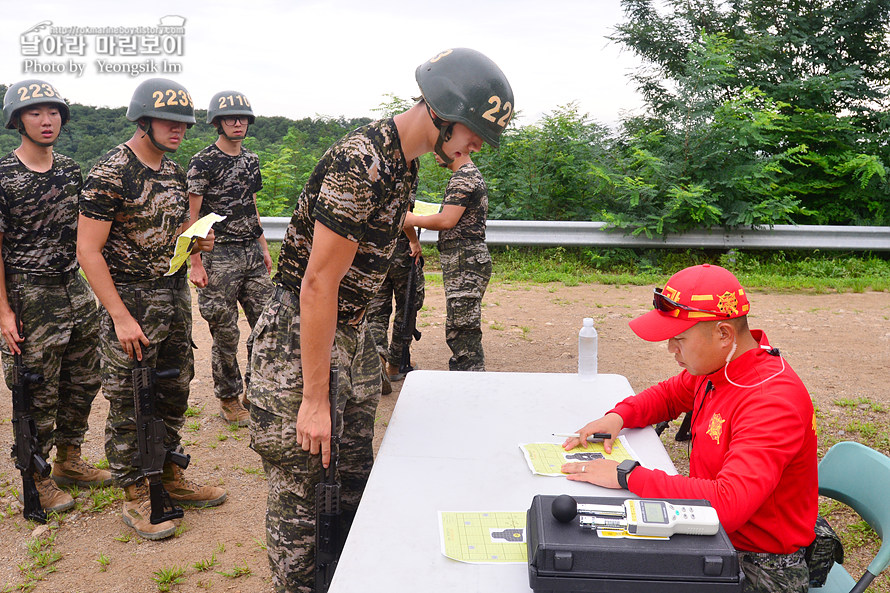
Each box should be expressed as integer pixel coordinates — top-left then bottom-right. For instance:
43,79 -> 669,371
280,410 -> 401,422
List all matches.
1,281 -> 888,592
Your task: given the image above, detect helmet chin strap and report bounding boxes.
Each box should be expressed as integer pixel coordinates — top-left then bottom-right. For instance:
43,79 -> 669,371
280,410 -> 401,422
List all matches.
425,104 -> 454,165
17,121 -> 56,148
139,119 -> 176,153
216,123 -> 247,142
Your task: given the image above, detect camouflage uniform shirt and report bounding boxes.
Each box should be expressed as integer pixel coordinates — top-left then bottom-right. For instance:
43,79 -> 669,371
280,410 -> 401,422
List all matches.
80,144 -> 188,280
0,151 -> 82,274
275,118 -> 419,322
187,144 -> 263,242
437,161 -> 487,247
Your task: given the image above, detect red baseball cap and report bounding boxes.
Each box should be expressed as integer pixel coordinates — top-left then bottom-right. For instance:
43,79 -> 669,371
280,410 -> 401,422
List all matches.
629,264 -> 750,342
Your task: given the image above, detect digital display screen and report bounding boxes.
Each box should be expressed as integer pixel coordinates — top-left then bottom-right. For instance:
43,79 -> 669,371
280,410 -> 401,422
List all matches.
641,501 -> 668,524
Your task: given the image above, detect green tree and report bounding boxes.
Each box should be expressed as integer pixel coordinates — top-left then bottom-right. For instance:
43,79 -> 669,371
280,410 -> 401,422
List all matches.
477,104 -> 617,222
610,0 -> 890,232
255,128 -> 324,216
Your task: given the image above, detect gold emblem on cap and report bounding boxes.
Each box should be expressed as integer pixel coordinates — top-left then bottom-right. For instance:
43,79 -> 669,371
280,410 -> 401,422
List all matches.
717,291 -> 739,316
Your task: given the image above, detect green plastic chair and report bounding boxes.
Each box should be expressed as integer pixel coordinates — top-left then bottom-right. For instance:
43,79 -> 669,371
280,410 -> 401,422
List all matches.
809,441 -> 890,593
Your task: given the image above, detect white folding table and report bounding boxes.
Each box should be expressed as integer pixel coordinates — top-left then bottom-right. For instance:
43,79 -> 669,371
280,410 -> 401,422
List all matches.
330,370 -> 678,592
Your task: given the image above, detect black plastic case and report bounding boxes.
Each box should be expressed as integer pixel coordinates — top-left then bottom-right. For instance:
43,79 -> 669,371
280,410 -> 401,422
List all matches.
527,495 -> 744,592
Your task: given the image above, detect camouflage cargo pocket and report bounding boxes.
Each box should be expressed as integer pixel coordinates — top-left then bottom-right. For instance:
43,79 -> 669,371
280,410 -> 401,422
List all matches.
249,406 -> 298,467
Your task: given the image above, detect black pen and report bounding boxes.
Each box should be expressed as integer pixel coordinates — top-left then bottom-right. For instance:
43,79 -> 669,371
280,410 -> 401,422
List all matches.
552,432 -> 612,441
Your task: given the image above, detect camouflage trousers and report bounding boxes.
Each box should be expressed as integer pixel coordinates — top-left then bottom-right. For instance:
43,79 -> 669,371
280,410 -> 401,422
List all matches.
739,547 -> 809,593
366,257 -> 425,366
97,281 -> 194,487
440,241 -> 491,371
2,272 -> 101,458
247,287 -> 380,593
196,240 -> 273,400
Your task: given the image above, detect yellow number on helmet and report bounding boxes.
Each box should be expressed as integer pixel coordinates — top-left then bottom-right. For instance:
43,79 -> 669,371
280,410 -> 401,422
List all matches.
429,49 -> 453,63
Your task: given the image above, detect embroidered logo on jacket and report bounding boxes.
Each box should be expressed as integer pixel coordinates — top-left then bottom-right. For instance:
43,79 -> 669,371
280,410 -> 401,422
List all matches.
707,413 -> 726,444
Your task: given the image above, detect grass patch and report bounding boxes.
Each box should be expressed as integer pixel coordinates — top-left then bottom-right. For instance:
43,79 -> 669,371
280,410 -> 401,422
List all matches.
479,245 -> 890,291
266,242 -> 890,291
268,241 -> 890,291
193,555 -> 218,572
184,404 -> 205,418
8,533 -> 64,591
96,553 -> 110,572
152,566 -> 186,592
217,562 -> 251,579
88,486 -> 124,512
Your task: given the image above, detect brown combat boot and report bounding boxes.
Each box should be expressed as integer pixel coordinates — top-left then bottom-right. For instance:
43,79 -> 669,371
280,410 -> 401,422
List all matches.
122,480 -> 176,541
161,464 -> 227,508
18,473 -> 76,515
52,445 -> 113,487
387,361 -> 411,382
219,397 -> 249,427
380,354 -> 392,395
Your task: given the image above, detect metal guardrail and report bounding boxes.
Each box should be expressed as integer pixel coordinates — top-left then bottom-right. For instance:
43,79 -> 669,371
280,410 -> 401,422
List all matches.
260,218 -> 890,251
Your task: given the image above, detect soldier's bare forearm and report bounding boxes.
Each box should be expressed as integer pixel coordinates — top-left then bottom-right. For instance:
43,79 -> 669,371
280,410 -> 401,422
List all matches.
299,280 -> 337,406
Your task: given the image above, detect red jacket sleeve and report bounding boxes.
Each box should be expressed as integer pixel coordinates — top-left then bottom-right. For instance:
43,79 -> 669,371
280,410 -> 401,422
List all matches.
609,371 -> 699,428
625,381 -> 814,542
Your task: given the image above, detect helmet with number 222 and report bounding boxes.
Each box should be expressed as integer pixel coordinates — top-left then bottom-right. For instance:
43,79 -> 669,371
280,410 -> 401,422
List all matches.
415,48 -> 514,148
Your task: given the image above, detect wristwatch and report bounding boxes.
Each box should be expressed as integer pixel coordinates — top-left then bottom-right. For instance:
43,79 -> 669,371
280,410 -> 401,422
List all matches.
616,459 -> 641,490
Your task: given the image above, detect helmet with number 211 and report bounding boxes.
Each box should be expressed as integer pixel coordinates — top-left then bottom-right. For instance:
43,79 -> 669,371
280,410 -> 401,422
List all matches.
206,90 -> 255,126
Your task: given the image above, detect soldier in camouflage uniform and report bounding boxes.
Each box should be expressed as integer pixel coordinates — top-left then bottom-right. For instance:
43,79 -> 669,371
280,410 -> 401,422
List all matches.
188,90 -> 273,426
365,228 -> 424,391
406,153 -> 490,371
77,79 -> 225,541
247,49 -> 513,592
0,80 -> 110,516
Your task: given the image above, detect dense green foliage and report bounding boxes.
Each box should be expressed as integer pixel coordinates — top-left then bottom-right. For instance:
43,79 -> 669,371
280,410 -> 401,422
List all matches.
3,0 -> 889,236
473,0 -> 890,234
607,0 -> 890,230
0,83 -> 370,217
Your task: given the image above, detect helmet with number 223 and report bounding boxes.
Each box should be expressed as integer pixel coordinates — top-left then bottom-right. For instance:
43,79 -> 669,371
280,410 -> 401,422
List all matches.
126,78 -> 196,126
3,79 -> 70,129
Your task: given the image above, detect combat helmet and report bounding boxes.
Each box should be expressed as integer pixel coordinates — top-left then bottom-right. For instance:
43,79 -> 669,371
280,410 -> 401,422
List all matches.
126,78 -> 196,126
206,90 -> 254,140
126,78 -> 195,152
416,48 -> 514,163
206,90 -> 255,125
3,79 -> 70,146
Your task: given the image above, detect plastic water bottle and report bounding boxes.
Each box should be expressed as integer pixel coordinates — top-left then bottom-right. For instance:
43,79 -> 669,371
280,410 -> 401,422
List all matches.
578,317 -> 598,378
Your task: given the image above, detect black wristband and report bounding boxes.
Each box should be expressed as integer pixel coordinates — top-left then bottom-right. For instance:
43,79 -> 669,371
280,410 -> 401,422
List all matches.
617,459 -> 640,490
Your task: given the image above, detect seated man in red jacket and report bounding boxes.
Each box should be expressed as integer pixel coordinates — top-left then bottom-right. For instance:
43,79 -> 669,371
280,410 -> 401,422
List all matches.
563,263 -> 817,593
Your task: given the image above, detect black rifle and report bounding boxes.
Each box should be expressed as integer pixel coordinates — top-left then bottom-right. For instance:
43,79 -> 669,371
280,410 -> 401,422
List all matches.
131,289 -> 189,524
9,289 -> 48,523
398,253 -> 424,375
315,365 -> 341,593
